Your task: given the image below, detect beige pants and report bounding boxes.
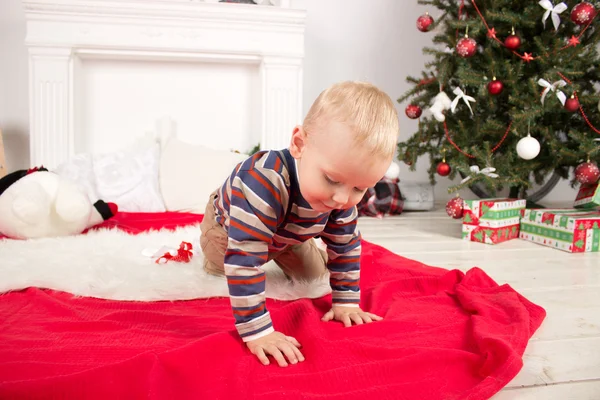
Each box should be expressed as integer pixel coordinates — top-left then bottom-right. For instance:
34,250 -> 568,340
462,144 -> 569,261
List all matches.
199,191 -> 328,280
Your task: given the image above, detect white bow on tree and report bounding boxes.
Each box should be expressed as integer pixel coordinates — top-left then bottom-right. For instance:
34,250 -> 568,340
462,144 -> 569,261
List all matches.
538,78 -> 567,105
460,165 -> 499,184
451,87 -> 476,115
539,0 -> 568,31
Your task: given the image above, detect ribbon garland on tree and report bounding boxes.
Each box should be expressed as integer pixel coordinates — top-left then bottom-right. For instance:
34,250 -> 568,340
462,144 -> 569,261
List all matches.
424,4 -> 600,160
557,71 -> 600,136
407,0 -> 600,186
471,0 -> 597,61
443,120 -> 513,159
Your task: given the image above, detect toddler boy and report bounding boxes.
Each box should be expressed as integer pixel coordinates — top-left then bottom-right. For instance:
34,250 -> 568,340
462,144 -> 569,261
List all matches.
200,81 -> 400,367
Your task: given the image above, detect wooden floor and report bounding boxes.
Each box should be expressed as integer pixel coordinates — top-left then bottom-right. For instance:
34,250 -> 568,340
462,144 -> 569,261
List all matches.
357,208 -> 600,400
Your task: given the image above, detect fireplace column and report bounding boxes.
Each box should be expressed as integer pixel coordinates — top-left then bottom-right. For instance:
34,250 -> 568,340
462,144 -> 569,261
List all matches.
28,47 -> 74,168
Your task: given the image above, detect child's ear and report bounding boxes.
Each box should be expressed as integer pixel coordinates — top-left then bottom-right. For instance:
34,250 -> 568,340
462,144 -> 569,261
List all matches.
289,126 -> 307,158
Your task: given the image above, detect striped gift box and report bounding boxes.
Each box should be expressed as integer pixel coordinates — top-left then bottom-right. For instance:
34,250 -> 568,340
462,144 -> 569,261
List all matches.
462,198 -> 526,244
519,209 -> 600,253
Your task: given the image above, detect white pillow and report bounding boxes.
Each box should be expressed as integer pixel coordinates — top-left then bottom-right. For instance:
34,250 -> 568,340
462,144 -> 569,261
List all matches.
93,143 -> 166,212
55,153 -> 100,203
159,138 -> 249,214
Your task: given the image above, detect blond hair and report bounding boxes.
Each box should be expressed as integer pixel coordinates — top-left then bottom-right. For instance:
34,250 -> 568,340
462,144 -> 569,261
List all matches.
303,81 -> 399,159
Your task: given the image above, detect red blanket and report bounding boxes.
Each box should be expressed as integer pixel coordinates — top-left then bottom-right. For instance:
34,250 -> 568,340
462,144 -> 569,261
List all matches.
0,212 -> 545,400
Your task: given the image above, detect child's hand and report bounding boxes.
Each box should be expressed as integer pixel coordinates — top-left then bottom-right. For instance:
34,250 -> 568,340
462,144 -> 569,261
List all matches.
321,305 -> 383,327
246,331 -> 305,367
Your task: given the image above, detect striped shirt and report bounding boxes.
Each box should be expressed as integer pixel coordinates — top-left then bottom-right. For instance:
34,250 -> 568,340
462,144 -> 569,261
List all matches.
212,148 -> 362,341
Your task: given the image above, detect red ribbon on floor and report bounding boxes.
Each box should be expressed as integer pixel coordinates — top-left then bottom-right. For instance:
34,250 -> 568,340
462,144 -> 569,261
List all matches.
155,241 -> 194,264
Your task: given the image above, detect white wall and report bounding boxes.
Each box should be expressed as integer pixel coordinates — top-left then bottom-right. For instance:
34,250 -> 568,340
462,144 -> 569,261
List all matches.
0,0 -> 574,204
0,0 -> 29,172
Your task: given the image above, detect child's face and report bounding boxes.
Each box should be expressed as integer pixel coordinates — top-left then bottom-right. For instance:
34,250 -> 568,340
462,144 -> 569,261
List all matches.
290,120 -> 391,213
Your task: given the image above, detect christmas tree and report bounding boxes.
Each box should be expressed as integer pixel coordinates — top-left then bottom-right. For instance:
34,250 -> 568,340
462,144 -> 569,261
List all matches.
398,0 -> 600,201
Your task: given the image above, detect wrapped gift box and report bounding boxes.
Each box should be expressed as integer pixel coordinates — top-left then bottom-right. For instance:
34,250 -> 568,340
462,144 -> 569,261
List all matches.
520,209 -> 600,253
574,182 -> 600,210
398,181 -> 434,211
462,198 -> 526,244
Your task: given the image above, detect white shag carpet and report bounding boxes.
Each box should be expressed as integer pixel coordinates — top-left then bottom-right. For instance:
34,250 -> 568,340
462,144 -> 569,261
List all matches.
0,224 -> 331,302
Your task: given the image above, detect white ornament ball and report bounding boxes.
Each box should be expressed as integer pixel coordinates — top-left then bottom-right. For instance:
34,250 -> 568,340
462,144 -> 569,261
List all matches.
384,161 -> 401,180
516,135 -> 540,160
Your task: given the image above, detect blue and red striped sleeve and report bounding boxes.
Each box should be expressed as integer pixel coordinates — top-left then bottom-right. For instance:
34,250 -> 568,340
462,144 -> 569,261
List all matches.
224,153 -> 290,342
319,206 -> 362,306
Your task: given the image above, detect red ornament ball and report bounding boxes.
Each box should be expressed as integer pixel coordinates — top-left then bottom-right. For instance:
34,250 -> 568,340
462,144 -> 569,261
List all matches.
417,12 -> 434,32
456,36 -> 477,58
504,34 -> 521,50
564,96 -> 580,112
405,104 -> 422,119
575,161 -> 600,184
436,161 -> 451,176
487,77 -> 504,96
446,196 -> 464,219
571,2 -> 596,26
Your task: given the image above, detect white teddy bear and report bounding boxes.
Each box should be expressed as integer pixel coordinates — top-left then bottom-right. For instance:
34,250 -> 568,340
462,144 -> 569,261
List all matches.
428,91 -> 453,122
0,167 -> 117,239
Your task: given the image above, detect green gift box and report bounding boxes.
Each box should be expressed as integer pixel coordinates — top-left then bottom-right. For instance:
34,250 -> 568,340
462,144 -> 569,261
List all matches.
519,208 -> 600,253
574,183 -> 600,209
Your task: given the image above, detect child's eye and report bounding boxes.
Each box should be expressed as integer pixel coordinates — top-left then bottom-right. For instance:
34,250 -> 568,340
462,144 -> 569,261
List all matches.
354,187 -> 366,193
324,175 -> 339,185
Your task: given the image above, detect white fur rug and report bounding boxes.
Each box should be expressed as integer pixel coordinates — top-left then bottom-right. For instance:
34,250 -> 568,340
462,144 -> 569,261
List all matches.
0,224 -> 331,302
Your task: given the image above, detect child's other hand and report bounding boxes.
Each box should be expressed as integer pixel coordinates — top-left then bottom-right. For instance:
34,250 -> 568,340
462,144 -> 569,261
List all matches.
321,305 -> 383,327
246,331 -> 305,367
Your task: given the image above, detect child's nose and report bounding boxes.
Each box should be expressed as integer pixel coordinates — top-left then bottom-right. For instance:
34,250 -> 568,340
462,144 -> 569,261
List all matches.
332,188 -> 349,207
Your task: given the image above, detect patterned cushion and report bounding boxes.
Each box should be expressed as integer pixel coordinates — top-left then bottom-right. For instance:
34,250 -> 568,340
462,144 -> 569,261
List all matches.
357,178 -> 403,218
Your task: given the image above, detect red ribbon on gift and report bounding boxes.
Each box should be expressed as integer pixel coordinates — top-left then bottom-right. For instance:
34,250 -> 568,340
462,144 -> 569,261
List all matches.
155,241 -> 194,264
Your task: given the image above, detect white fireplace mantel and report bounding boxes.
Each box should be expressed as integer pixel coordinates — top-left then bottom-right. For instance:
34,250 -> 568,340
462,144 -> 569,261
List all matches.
22,0 -> 307,167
